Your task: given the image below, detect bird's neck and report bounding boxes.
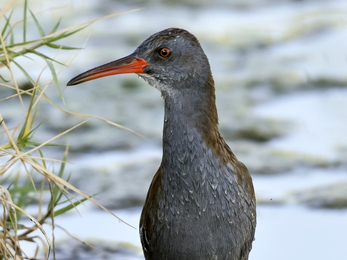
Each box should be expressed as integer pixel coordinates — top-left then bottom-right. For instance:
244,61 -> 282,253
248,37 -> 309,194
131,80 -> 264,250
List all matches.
161,76 -> 224,165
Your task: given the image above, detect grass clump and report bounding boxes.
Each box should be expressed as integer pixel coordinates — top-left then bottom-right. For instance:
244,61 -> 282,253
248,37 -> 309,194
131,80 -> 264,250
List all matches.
0,1 -> 137,259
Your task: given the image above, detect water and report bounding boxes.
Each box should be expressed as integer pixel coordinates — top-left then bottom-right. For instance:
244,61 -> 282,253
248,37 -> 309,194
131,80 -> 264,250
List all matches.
19,204 -> 347,260
253,205 -> 347,260
254,88 -> 347,160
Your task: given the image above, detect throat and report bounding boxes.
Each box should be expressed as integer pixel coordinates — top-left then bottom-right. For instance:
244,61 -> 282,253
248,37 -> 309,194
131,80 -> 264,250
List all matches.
161,86 -> 221,167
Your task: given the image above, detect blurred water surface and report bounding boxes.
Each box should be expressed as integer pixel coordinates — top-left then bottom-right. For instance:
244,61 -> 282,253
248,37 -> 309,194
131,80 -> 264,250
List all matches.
2,0 -> 347,259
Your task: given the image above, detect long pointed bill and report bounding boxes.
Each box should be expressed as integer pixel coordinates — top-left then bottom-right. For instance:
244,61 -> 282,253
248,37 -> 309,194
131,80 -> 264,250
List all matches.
67,52 -> 149,86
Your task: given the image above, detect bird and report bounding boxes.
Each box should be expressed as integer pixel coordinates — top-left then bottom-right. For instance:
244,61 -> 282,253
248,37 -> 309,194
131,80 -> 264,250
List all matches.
67,28 -> 256,260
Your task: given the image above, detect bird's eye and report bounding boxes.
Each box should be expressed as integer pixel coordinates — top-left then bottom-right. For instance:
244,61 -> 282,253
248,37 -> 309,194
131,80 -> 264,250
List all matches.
159,48 -> 170,57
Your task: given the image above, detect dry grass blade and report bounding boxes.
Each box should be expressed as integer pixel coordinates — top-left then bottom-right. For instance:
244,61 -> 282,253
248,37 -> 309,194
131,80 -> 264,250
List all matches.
0,88 -> 33,102
0,82 -> 15,89
0,119 -> 87,177
11,120 -> 88,164
43,8 -> 141,40
0,0 -> 17,19
4,8 -> 141,53
0,113 -> 20,157
0,238 -> 15,259
0,186 -> 51,259
22,156 -> 72,164
44,99 -> 145,138
1,3 -> 141,259
0,148 -> 69,165
48,222 -> 99,251
0,29 -> 25,112
34,77 -> 145,138
24,159 -> 134,228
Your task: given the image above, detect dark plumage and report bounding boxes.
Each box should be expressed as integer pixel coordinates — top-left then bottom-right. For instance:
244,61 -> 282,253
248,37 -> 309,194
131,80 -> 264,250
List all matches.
67,28 -> 256,260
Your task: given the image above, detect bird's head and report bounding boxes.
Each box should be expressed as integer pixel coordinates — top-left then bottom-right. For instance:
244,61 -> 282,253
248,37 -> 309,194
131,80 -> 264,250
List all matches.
67,28 -> 212,94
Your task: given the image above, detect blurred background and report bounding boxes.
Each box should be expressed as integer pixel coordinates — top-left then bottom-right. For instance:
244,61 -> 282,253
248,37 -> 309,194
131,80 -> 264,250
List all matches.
1,0 -> 347,259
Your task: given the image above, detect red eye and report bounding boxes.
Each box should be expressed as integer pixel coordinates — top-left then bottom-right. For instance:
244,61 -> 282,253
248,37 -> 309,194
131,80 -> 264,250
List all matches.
159,48 -> 170,57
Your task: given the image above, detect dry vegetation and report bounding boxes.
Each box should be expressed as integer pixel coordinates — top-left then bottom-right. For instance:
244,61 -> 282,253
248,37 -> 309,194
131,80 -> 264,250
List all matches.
0,1 -> 137,259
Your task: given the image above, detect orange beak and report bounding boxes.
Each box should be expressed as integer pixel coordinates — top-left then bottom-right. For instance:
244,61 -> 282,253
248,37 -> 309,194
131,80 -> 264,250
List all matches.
67,52 -> 149,86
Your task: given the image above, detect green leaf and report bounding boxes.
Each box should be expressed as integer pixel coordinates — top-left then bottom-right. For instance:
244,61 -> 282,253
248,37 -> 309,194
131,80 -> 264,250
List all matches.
49,151 -> 69,211
25,140 -> 65,147
10,29 -> 15,45
2,48 -> 20,60
2,221 -> 27,230
50,26 -> 87,42
27,49 -> 66,66
55,174 -> 71,205
45,42 -> 81,50
17,120 -> 44,147
49,18 -> 61,35
23,0 -> 28,42
7,173 -> 37,221
54,197 -> 90,217
51,181 -> 67,210
17,88 -> 36,142
5,39 -> 38,49
2,9 -> 14,39
38,150 -> 47,169
32,90 -> 41,129
29,9 -> 45,37
0,74 -> 11,82
45,59 -> 61,94
12,60 -> 35,85
58,150 -> 68,178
